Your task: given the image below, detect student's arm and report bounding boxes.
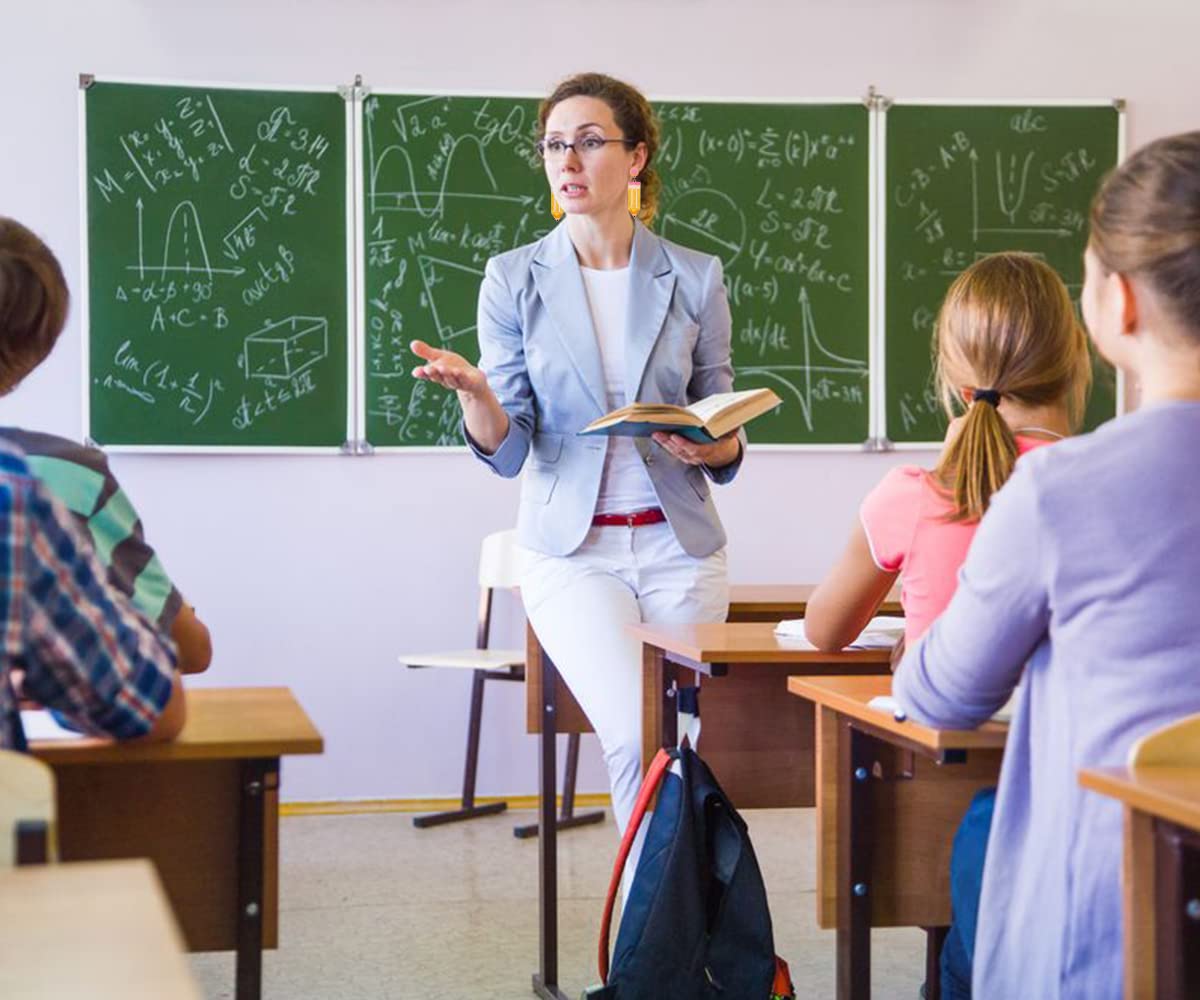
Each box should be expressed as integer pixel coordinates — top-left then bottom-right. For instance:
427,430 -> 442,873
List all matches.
171,602 -> 212,674
807,466 -> 912,651
136,670 -> 186,741
894,463 -> 1048,729
16,483 -> 181,742
805,521 -> 899,652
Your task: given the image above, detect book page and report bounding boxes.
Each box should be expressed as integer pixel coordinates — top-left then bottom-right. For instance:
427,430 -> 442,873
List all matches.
686,390 -> 759,424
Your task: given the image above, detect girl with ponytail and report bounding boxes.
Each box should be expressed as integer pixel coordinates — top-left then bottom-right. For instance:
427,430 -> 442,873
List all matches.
805,251 -> 1090,652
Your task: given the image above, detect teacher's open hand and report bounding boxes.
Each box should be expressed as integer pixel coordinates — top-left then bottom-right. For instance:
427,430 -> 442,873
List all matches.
410,340 -> 490,398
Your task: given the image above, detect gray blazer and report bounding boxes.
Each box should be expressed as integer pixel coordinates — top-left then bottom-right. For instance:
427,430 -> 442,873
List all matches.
466,220 -> 743,558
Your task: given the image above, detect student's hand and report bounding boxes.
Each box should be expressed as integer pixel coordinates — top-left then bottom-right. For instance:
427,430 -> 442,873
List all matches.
410,340 -> 490,400
652,431 -> 741,468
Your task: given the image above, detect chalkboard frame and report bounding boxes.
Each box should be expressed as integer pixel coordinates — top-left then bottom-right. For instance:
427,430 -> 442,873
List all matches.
78,74 -> 359,454
358,86 -> 881,454
877,96 -> 1127,451
75,79 -> 1130,455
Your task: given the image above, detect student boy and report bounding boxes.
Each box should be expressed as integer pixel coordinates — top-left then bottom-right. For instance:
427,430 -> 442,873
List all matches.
0,215 -> 211,673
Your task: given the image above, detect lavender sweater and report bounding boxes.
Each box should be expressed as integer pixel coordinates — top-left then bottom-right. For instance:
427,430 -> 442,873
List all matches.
895,401 -> 1200,999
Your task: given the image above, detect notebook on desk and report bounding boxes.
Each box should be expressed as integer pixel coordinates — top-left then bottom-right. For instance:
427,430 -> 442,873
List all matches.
774,615 -> 905,650
20,709 -> 86,741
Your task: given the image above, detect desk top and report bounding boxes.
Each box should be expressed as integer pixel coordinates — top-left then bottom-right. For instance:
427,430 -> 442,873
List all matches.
0,859 -> 202,999
728,583 -> 902,616
629,621 -> 895,666
1079,765 -> 1200,832
30,686 -> 324,765
788,674 -> 1009,752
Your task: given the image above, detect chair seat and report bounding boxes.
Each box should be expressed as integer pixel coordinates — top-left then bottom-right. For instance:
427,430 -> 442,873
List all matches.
400,649 -> 525,671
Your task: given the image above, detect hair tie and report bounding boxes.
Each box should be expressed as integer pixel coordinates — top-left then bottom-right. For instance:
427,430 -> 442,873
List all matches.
973,388 -> 1002,407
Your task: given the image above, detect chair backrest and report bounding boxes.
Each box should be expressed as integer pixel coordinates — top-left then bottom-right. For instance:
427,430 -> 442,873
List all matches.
1128,713 -> 1200,768
0,749 -> 57,865
478,529 -> 522,590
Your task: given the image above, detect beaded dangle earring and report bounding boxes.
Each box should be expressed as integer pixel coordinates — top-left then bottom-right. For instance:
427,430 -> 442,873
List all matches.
627,171 -> 641,217
550,191 -> 564,220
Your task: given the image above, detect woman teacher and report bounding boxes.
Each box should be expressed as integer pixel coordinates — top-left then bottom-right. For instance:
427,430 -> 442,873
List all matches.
411,73 -> 743,874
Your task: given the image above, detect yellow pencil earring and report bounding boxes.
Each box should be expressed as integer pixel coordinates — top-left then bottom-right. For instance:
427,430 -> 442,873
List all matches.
627,173 -> 641,217
550,190 -> 564,220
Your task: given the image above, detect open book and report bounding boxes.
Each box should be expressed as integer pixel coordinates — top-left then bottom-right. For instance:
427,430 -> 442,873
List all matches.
579,388 -> 783,443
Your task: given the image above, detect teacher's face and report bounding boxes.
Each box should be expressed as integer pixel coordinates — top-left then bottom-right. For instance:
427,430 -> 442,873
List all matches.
542,96 -> 642,219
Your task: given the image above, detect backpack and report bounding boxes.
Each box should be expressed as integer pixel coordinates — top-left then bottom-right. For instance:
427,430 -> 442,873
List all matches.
586,747 -> 796,1000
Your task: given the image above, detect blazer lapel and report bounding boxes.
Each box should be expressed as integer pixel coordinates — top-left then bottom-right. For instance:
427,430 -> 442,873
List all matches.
530,224 -> 608,417
624,221 -> 676,403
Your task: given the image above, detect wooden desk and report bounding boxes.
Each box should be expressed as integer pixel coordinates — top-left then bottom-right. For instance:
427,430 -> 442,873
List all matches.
788,675 -> 1007,1000
630,622 -> 894,807
526,585 -> 902,999
30,687 -> 323,1000
526,582 -> 904,733
0,859 -> 203,999
1079,765 -> 1200,999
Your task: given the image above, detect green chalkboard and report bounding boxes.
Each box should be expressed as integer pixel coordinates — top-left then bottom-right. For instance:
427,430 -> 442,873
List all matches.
361,95 -> 872,447
884,103 -> 1121,443
84,81 -> 349,448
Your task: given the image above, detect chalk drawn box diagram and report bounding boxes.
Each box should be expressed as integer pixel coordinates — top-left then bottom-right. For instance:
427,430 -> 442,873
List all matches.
241,316 -> 328,381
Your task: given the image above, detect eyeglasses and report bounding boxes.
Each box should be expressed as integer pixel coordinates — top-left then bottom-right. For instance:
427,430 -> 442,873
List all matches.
535,135 -> 636,160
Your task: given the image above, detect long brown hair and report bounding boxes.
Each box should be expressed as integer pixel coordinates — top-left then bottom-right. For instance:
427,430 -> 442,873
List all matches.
537,73 -> 662,227
0,217 -> 69,395
1090,130 -> 1200,336
933,252 -> 1092,521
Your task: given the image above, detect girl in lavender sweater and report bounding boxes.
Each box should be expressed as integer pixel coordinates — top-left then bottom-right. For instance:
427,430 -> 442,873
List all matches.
894,131 -> 1200,998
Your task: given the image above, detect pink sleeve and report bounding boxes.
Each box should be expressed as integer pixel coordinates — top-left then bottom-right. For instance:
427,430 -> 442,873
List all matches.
859,466 -> 924,573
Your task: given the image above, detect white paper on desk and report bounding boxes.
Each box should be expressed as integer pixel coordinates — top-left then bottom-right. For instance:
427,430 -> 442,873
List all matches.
774,615 -> 905,650
867,694 -> 1017,725
20,709 -> 86,741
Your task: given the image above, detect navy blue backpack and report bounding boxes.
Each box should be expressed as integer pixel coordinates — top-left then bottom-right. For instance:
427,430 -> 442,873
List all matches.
588,747 -> 795,1000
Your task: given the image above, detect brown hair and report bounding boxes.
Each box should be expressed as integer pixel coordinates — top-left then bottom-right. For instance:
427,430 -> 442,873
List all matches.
933,252 -> 1092,521
1089,130 -> 1200,337
0,217 -> 69,395
537,72 -> 662,227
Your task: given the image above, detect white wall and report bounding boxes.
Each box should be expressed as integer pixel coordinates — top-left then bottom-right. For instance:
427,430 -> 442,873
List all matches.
2,0 -> 1196,800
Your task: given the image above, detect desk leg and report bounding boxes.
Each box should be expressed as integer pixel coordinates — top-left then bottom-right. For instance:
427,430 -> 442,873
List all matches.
512,733 -> 606,839
236,758 -> 274,1000
640,644 -> 678,777
837,723 -> 874,1000
532,650 -> 570,1000
922,926 -> 948,1000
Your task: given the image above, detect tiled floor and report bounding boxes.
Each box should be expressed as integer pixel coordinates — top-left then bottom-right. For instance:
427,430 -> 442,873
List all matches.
190,807 -> 925,999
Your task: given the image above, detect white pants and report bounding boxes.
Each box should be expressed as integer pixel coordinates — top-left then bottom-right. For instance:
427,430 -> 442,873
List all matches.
520,521 -> 728,879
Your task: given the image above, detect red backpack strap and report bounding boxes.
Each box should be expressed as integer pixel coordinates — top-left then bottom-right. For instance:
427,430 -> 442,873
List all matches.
598,747 -> 675,984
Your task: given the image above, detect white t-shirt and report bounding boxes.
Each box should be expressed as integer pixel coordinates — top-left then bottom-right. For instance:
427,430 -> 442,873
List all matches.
579,266 -> 660,515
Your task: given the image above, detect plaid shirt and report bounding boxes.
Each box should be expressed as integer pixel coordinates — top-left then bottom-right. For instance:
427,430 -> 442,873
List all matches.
0,441 -> 176,749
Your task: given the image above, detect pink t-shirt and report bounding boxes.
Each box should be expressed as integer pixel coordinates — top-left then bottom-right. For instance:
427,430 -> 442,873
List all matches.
860,436 -> 1054,646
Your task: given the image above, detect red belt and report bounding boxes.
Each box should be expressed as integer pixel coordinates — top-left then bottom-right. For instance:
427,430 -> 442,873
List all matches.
592,507 -> 667,528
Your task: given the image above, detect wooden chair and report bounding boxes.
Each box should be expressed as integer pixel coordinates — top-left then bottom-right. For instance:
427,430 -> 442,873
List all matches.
0,748 -> 56,865
1129,712 -> 1200,767
401,529 -> 603,837
1125,712 -> 1200,999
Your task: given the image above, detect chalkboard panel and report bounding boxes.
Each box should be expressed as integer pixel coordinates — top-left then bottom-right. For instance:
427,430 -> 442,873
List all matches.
361,94 -> 547,447
884,103 -> 1120,443
83,81 -> 350,448
361,95 -> 872,447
